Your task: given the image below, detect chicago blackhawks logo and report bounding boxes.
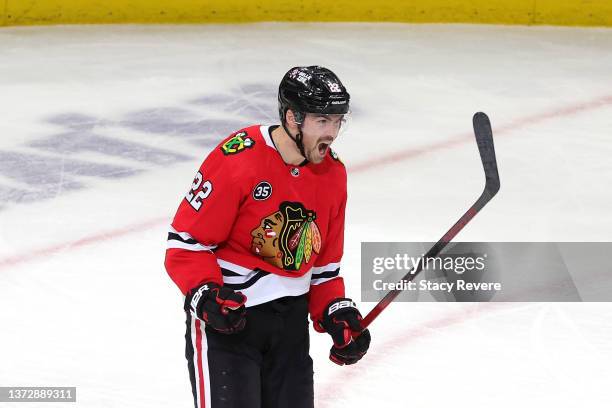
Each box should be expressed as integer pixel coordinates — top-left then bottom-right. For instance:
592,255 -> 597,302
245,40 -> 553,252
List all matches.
250,201 -> 321,270
221,131 -> 254,155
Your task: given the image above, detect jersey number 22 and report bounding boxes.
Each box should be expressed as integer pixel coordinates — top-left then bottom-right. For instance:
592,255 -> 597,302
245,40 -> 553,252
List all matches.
185,171 -> 212,211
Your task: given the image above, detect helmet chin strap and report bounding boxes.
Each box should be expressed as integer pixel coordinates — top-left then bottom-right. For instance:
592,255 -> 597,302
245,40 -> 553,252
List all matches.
282,113 -> 309,165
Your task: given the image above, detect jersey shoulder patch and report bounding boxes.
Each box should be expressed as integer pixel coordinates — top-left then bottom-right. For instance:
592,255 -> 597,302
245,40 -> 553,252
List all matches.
220,130 -> 256,156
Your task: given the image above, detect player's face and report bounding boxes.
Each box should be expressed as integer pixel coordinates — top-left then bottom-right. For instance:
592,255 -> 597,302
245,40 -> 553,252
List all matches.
300,114 -> 345,164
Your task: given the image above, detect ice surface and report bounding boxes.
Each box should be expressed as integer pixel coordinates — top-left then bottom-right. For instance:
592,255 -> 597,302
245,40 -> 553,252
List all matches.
1,23 -> 611,407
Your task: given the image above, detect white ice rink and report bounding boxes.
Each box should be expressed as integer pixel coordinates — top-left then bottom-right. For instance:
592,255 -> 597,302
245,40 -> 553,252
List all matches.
1,23 -> 612,407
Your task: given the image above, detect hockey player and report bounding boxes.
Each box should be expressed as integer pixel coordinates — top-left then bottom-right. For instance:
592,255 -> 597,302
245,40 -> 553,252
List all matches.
165,66 -> 371,408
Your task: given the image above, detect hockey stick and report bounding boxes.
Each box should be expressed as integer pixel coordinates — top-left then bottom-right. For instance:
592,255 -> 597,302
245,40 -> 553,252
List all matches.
360,112 -> 500,330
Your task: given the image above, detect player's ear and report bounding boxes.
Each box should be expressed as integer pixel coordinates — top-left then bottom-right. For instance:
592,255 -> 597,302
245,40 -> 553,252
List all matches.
286,109 -> 296,126
287,109 -> 305,126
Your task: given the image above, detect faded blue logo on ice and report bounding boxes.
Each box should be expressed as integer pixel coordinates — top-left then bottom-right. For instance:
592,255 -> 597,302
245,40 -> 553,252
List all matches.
0,84 -> 277,211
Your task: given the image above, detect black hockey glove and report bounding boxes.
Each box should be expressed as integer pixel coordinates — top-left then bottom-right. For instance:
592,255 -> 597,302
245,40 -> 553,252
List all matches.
316,298 -> 371,365
185,282 -> 247,334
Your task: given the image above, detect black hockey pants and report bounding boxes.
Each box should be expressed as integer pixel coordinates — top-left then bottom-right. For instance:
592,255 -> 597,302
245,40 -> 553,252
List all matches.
185,294 -> 314,408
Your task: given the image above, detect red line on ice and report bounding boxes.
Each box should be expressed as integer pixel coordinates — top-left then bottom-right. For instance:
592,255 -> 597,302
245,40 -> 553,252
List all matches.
315,303 -> 510,407
1,94 -> 611,270
0,217 -> 166,270
350,93 -> 612,174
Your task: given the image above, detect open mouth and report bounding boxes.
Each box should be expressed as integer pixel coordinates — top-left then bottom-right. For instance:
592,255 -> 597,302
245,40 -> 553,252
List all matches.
318,142 -> 330,156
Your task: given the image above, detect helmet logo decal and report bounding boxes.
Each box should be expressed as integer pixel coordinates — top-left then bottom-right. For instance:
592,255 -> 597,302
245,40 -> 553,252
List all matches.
327,81 -> 342,93
289,68 -> 312,85
250,201 -> 322,271
221,131 -> 254,155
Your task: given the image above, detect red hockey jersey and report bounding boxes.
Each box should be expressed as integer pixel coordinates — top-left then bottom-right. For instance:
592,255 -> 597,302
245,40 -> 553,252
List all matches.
165,125 -> 346,322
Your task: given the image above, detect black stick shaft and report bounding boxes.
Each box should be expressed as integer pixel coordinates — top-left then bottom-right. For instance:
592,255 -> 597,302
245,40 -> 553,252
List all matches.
361,112 -> 499,330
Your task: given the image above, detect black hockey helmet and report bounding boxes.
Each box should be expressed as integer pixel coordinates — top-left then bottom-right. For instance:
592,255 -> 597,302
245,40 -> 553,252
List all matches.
277,66 -> 350,161
278,66 -> 350,124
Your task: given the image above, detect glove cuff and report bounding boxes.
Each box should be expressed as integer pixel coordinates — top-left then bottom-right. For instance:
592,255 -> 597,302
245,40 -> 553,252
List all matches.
185,281 -> 221,313
324,298 -> 358,318
318,297 -> 360,333
313,320 -> 326,333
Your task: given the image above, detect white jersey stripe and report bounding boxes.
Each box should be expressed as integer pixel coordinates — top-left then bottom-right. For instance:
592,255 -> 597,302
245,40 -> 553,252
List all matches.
217,258 -> 256,275
221,272 -> 259,285
167,241 -> 217,252
260,125 -> 277,150
168,226 -> 217,252
227,270 -> 313,307
169,226 -> 196,241
311,262 -> 341,275
200,325 -> 212,408
190,314 -> 202,408
217,258 -> 342,306
311,276 -> 340,286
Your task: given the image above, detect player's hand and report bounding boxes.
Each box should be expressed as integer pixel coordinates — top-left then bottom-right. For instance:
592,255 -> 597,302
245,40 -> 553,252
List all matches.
316,298 -> 371,365
185,282 -> 247,334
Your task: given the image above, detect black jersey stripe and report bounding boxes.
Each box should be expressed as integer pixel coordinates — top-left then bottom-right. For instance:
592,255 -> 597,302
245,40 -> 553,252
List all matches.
223,269 -> 270,290
167,232 -> 199,245
220,268 -> 242,277
311,268 -> 340,280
